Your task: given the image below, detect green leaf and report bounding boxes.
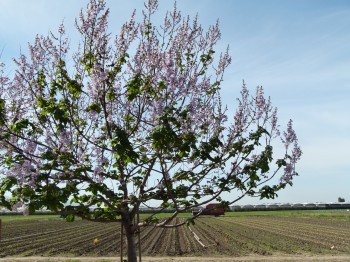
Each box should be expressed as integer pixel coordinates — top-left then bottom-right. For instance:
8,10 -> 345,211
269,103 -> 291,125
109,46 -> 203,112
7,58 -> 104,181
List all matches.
11,119 -> 30,132
41,150 -> 56,161
0,176 -> 17,195
111,126 -> 138,164
86,103 -> 102,113
67,79 -> 82,97
66,214 -> 75,222
0,97 -> 6,125
259,185 -> 279,199
81,51 -> 95,74
276,159 -> 287,168
126,73 -> 143,101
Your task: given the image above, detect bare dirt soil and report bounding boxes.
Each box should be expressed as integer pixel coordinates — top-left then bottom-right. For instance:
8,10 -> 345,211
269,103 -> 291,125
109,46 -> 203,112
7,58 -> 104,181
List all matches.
2,215 -> 350,261
1,256 -> 350,262
2,217 -> 350,258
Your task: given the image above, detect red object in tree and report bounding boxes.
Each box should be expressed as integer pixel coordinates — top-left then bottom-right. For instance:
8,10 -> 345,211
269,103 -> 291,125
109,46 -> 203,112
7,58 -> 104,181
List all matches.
192,203 -> 225,216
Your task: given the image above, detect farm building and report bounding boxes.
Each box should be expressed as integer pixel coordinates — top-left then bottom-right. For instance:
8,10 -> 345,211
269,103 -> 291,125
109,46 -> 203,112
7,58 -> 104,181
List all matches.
229,202 -> 350,212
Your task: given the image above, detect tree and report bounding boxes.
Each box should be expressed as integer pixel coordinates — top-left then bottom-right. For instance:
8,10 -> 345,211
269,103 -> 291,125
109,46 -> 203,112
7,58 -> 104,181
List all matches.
0,0 -> 302,261
338,197 -> 345,203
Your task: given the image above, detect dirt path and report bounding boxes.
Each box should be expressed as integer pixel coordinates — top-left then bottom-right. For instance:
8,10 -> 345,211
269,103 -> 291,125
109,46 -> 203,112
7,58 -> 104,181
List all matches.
1,256 -> 350,262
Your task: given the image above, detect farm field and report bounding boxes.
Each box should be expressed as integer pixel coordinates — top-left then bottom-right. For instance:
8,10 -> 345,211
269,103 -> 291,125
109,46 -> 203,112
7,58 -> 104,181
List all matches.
0,211 -> 350,259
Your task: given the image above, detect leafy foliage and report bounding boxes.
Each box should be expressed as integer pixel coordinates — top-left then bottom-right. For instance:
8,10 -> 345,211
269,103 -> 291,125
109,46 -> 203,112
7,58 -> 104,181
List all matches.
0,0 -> 301,261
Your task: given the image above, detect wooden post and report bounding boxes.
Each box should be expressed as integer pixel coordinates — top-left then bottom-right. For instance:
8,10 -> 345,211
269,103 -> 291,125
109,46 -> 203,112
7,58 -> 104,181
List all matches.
0,219 -> 2,241
137,212 -> 141,262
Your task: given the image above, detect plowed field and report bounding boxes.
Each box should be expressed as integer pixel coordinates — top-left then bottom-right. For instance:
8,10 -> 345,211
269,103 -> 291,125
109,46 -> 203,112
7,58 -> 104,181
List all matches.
0,215 -> 349,258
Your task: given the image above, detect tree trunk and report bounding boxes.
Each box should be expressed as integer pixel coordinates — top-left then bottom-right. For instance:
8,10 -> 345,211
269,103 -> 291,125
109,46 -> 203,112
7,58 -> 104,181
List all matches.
125,224 -> 137,262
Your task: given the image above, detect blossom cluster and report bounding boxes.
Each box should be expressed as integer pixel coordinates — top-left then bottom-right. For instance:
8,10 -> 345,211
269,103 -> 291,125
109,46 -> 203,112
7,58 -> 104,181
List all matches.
0,0 -> 301,222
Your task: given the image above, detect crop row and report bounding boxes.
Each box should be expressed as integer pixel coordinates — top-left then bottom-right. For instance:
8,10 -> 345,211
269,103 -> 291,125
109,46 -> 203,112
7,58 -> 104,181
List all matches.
218,216 -> 350,252
0,215 -> 349,257
184,216 -> 350,256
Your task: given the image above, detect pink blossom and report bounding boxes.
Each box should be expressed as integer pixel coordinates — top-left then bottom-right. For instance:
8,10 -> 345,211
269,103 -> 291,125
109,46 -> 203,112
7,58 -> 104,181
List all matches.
283,119 -> 297,148
0,0 -> 301,230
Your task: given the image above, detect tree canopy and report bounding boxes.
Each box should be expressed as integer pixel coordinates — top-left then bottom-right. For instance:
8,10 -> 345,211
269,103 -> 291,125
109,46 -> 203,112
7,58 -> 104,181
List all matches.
0,0 -> 301,261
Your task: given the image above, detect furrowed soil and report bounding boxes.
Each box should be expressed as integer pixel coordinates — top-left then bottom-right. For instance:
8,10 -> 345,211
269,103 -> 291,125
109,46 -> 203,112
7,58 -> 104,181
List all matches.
1,256 -> 350,261
1,213 -> 350,260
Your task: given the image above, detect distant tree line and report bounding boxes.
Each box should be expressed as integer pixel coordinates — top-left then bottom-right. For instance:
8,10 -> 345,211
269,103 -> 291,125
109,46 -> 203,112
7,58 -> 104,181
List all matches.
338,197 -> 346,203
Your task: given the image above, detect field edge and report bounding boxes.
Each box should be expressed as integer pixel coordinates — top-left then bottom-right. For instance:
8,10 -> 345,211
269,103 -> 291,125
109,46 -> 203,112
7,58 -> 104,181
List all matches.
1,256 -> 350,262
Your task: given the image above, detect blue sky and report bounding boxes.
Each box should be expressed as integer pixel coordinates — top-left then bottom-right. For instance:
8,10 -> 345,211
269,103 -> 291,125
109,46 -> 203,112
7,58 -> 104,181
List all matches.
0,0 -> 349,205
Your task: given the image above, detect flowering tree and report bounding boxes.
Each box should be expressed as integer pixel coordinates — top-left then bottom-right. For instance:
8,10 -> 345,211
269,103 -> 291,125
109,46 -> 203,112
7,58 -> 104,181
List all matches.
0,0 -> 301,261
